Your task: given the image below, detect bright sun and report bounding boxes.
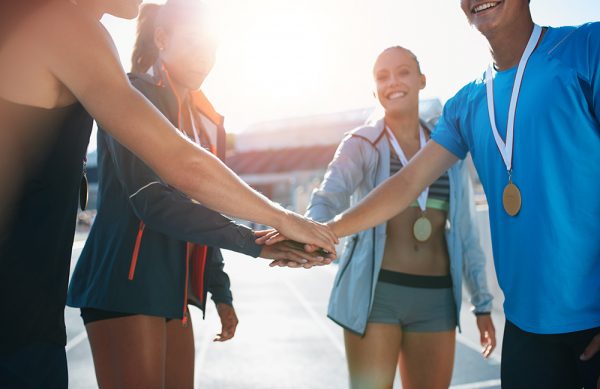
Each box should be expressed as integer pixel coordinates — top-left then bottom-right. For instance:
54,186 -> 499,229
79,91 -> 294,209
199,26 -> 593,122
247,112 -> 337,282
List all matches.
205,1 -> 331,122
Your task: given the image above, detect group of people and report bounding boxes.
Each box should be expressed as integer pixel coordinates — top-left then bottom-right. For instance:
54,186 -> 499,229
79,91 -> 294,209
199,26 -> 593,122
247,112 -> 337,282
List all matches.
0,0 -> 598,388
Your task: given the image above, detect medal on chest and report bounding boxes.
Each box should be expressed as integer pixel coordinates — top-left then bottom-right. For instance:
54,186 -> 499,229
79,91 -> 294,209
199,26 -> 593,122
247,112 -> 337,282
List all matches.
485,24 -> 542,217
386,125 -> 432,242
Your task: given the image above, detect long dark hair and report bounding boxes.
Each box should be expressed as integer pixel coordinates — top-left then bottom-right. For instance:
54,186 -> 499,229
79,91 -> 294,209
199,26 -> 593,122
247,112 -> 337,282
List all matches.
131,3 -> 162,74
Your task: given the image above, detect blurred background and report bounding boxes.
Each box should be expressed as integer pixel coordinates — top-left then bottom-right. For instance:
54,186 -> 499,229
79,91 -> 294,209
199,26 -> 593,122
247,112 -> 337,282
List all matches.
71,1 -> 599,388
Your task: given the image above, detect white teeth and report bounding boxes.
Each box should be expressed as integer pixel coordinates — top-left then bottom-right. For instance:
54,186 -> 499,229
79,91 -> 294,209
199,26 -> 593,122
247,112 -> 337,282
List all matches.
473,2 -> 498,13
388,92 -> 406,99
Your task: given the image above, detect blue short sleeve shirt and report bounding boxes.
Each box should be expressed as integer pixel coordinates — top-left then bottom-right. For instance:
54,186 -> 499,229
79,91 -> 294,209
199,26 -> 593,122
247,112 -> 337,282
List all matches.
432,23 -> 600,334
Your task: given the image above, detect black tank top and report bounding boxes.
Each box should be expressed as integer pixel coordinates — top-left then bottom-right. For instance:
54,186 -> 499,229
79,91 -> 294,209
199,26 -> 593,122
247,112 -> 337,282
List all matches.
0,99 -> 92,349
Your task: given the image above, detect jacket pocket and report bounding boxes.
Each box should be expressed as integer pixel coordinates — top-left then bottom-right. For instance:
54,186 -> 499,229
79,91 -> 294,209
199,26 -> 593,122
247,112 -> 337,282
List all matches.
335,235 -> 359,287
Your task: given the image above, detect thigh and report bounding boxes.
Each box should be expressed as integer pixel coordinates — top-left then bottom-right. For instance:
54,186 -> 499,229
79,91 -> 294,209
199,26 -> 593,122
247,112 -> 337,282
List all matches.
86,314 -> 167,389
501,320 -> 578,389
0,342 -> 67,389
165,314 -> 195,389
398,330 -> 455,389
344,323 -> 402,389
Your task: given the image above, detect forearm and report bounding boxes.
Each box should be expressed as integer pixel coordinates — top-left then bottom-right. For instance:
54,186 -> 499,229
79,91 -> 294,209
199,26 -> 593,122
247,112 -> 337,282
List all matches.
44,16 -> 286,230
330,142 -> 456,238
95,88 -> 285,228
329,171 -> 419,238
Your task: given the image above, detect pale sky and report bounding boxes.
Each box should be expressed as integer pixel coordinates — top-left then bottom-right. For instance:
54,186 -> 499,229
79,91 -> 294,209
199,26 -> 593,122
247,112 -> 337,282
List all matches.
102,0 -> 600,132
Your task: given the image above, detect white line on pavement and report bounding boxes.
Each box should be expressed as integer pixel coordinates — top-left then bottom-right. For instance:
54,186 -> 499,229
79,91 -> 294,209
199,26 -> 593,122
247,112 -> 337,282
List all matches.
449,378 -> 501,389
65,331 -> 88,353
281,278 -> 345,356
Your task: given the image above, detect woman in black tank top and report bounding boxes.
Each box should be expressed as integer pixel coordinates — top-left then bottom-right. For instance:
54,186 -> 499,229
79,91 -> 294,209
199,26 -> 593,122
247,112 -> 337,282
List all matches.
0,1 -> 336,387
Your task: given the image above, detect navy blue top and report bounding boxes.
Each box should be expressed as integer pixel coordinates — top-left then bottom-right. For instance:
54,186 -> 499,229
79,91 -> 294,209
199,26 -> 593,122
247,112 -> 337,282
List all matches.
67,65 -> 261,320
0,100 -> 92,349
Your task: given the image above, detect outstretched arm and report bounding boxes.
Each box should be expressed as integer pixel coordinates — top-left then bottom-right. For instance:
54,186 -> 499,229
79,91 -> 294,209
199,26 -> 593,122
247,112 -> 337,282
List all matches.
41,5 -> 337,252
329,141 -> 458,238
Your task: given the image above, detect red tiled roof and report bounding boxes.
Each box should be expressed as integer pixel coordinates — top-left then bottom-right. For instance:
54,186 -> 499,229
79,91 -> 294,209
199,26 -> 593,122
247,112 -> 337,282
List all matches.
226,144 -> 338,175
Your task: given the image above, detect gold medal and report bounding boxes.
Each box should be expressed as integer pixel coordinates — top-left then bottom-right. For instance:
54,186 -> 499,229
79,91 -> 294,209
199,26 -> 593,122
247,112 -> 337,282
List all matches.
413,216 -> 432,242
502,182 -> 521,216
485,25 -> 541,219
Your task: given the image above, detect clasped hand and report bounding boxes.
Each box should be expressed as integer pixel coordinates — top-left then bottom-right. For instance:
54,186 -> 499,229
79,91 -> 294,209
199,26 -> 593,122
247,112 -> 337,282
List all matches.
255,229 -> 337,269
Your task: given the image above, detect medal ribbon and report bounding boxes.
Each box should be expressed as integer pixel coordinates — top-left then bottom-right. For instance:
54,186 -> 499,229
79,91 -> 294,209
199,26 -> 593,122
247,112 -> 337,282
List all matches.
386,125 -> 429,213
485,24 -> 541,174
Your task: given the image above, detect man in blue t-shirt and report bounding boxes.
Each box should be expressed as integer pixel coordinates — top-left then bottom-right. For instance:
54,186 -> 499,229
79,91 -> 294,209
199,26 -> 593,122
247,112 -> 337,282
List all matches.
326,0 -> 600,387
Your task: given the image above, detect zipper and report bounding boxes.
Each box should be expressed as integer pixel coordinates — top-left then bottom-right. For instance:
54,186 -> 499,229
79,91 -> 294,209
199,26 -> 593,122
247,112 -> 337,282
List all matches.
192,245 -> 208,304
128,221 -> 146,280
182,243 -> 191,326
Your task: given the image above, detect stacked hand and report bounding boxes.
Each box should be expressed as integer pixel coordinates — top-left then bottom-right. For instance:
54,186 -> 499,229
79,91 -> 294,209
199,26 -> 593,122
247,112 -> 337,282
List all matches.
275,211 -> 338,255
255,230 -> 336,269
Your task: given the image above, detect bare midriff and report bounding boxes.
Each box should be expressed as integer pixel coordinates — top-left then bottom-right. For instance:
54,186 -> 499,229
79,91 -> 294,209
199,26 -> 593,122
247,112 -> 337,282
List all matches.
381,205 -> 450,276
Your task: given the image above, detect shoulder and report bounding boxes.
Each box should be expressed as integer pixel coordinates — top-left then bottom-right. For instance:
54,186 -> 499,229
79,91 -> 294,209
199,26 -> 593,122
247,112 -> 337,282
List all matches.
127,72 -> 169,106
544,23 -> 600,55
346,119 -> 386,146
37,2 -> 113,52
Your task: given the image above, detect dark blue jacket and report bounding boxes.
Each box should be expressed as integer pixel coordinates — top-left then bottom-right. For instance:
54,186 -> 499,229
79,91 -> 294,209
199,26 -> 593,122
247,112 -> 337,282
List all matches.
67,64 -> 261,319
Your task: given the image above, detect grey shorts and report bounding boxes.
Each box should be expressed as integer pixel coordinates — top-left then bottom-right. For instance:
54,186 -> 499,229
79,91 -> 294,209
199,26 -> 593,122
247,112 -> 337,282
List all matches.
368,272 -> 457,332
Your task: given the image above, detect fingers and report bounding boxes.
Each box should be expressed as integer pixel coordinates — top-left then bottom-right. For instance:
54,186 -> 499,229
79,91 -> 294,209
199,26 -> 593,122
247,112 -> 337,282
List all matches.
215,304 -> 238,342
268,258 -> 331,269
254,229 -> 275,239
264,232 -> 286,246
280,213 -> 338,254
312,223 -> 338,254
580,333 -> 600,361
477,316 -> 496,358
256,229 -> 285,245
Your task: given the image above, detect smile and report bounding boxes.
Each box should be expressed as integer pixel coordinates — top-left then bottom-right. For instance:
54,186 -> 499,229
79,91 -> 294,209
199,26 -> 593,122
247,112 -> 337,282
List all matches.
387,91 -> 407,100
471,1 -> 501,14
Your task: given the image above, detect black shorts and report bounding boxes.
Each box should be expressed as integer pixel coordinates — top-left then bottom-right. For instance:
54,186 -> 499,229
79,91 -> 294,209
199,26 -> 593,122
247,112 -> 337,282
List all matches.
0,342 -> 67,389
501,320 -> 600,389
80,308 -> 174,325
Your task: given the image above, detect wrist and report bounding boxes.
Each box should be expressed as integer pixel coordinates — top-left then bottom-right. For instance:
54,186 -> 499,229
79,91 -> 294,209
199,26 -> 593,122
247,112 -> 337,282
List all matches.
328,215 -> 345,238
474,311 -> 491,317
268,203 -> 289,230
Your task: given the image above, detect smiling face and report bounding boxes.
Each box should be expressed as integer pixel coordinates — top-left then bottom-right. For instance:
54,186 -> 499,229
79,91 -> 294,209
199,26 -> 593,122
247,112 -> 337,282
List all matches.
460,0 -> 531,36
373,47 -> 426,117
156,21 -> 216,91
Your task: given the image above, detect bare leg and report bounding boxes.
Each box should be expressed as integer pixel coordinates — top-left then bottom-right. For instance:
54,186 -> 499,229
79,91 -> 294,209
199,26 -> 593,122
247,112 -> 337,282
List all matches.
344,323 -> 402,389
85,315 -> 167,389
398,330 -> 455,389
165,315 -> 195,389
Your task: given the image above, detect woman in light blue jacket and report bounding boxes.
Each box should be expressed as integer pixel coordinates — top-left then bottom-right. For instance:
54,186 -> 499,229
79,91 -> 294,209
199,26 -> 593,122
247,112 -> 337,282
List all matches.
306,47 -> 495,389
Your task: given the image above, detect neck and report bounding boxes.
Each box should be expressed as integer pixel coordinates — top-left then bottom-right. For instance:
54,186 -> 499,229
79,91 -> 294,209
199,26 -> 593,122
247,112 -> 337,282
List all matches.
69,0 -> 104,20
485,18 -> 535,71
171,82 -> 190,104
161,64 -> 190,103
385,112 -> 420,142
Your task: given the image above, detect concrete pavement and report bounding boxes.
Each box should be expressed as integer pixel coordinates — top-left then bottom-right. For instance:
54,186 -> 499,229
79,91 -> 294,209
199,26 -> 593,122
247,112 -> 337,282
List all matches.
66,238 -> 503,389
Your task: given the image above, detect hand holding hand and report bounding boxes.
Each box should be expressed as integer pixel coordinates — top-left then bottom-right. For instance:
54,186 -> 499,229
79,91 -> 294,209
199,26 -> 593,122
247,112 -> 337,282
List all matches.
272,212 -> 338,254
255,230 -> 335,268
